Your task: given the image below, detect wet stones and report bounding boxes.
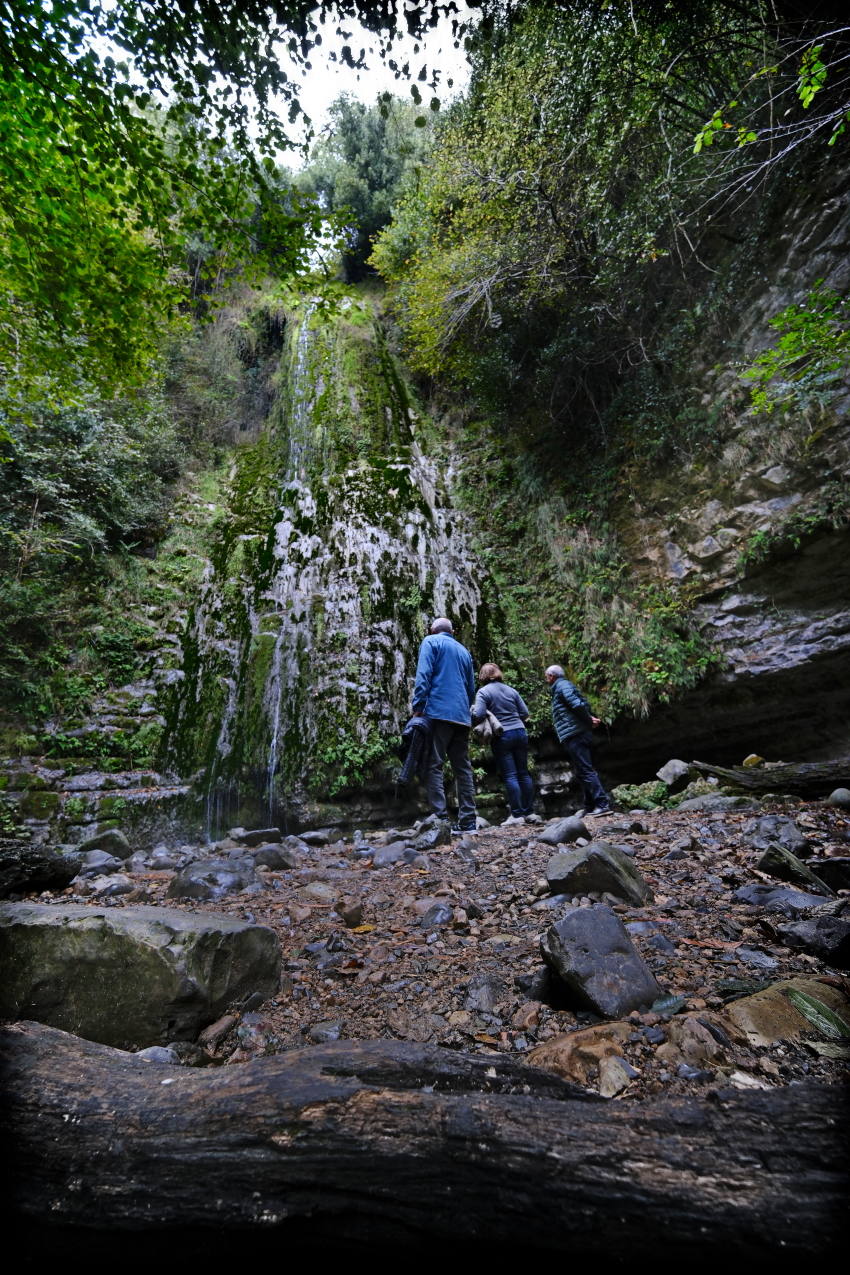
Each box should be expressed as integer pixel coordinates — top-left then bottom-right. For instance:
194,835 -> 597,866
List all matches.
733,882 -> 829,916
536,816 -> 589,847
167,858 -> 257,901
540,904 -> 663,1018
0,902 -> 280,1048
545,841 -> 654,906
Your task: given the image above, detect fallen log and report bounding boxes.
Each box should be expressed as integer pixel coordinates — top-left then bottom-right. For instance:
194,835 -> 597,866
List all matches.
691,756 -> 850,796
2,1021 -> 847,1263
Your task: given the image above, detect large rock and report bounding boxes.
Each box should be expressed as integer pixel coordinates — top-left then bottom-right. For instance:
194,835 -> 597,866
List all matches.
527,1021 -> 632,1086
540,904 -> 663,1018
0,902 -> 280,1048
537,816 -> 589,847
748,815 -> 809,856
777,914 -> 850,968
755,843 -> 833,896
722,977 -> 850,1047
166,857 -> 257,901
733,882 -> 828,916
656,759 -> 691,792
77,828 -> 133,859
545,841 -> 653,905
0,840 -> 80,897
676,794 -> 755,812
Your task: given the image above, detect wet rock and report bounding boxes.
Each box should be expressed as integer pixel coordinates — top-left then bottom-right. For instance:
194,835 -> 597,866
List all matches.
722,977 -> 850,1047
545,841 -> 653,906
464,971 -> 507,1013
736,946 -> 779,970
540,904 -> 663,1018
0,902 -> 280,1048
167,858 -> 257,901
77,828 -> 132,859
77,873 -> 135,897
656,759 -> 692,792
733,882 -> 828,916
755,843 -> 833,895
411,823 -> 451,852
79,849 -> 125,876
528,1021 -> 632,1085
0,841 -> 81,898
420,902 -> 453,929
135,1045 -> 180,1064
299,829 -> 338,847
826,788 -> 850,809
537,816 -> 589,847
777,915 -> 850,967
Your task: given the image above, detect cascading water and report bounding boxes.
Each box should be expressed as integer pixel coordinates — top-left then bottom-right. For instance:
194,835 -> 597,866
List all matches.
162,294 -> 486,834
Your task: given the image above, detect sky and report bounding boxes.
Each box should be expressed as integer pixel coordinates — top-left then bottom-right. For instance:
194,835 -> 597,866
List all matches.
279,3 -> 477,148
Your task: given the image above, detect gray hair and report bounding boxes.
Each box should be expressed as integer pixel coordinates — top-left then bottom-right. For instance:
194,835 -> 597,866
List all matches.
545,664 -> 565,679
430,617 -> 454,634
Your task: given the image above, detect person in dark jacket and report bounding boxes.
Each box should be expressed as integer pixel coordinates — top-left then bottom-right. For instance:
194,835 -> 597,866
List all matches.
412,617 -> 477,833
473,662 -> 536,823
545,664 -> 612,815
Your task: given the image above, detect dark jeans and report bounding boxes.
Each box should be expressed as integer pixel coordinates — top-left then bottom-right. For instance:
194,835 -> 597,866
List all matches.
492,728 -> 535,816
425,719 -> 477,829
563,733 -> 609,809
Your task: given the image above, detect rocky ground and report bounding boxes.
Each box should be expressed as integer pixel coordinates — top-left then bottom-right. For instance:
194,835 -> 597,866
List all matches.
20,794 -> 850,1100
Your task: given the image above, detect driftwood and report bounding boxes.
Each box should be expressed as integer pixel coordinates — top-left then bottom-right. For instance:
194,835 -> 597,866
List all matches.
2,1021 -> 848,1262
691,756 -> 850,796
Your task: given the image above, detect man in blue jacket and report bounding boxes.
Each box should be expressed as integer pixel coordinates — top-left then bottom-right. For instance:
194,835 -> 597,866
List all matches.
545,664 -> 613,816
413,617 -> 478,834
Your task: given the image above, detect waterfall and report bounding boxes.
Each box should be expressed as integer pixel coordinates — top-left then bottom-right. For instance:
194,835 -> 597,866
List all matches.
162,295 -> 485,833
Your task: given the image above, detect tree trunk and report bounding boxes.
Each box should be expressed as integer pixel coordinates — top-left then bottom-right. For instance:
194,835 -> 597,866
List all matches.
2,1021 -> 847,1263
691,756 -> 850,795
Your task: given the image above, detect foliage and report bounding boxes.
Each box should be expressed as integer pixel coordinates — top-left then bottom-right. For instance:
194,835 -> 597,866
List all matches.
742,282 -> 850,414
737,479 -> 850,571
299,93 -> 435,280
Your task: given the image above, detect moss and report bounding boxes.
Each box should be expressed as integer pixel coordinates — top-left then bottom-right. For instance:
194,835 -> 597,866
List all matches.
19,790 -> 60,818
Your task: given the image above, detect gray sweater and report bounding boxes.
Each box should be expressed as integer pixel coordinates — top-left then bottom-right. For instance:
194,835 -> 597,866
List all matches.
473,682 -> 529,733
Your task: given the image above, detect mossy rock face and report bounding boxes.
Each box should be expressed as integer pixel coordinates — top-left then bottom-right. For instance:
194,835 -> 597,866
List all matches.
0,903 -> 281,1048
19,791 -> 60,819
611,780 -> 669,811
96,796 -> 130,820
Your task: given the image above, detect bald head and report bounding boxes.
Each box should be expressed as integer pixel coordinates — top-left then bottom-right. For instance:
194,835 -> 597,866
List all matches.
430,617 -> 453,635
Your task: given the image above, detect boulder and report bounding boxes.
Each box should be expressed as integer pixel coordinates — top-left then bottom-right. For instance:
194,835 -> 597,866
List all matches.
0,902 -> 280,1048
656,759 -> 691,792
676,795 -> 755,812
166,857 -> 257,901
527,1021 -> 632,1086
776,915 -> 850,968
545,841 -> 653,906
537,816 -> 589,847
77,828 -> 132,859
249,843 -> 299,870
540,904 -> 663,1018
748,815 -> 809,856
755,843 -> 834,896
722,977 -> 850,1047
826,788 -> 850,809
0,840 -> 80,898
733,882 -> 828,916
229,826 -> 283,847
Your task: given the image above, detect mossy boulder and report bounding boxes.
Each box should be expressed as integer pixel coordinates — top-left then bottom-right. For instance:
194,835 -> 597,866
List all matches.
0,902 -> 281,1047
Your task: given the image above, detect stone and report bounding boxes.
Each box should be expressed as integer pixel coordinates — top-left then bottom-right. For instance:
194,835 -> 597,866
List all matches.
78,873 -> 135,897
742,754 -> 765,767
308,1020 -> 343,1044
736,946 -> 779,970
0,902 -> 280,1048
527,1021 -> 632,1085
755,843 -> 833,896
808,858 -> 850,892
676,795 -> 755,812
0,841 -> 81,898
540,904 -> 663,1018
655,759 -> 691,792
79,849 -> 125,876
656,1015 -> 729,1068
77,828 -> 132,859
464,972 -> 506,1013
722,977 -> 850,1048
300,881 -> 337,904
733,882 -> 827,916
135,1045 -> 180,1064
230,827 -> 282,846
372,843 -> 410,867
777,915 -> 850,967
827,788 -> 850,809
420,902 -> 453,928
748,815 -> 809,856
335,898 -> 363,928
545,841 -> 653,906
410,823 -> 451,852
167,858 -> 257,901
250,843 -> 299,869
598,1055 -> 639,1097
537,816 -> 590,847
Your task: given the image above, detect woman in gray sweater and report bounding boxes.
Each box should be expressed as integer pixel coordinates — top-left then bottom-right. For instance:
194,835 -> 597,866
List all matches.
473,663 -> 536,823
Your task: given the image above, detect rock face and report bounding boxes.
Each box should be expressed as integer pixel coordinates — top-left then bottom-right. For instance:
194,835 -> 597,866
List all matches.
0,902 -> 280,1048
545,841 -> 653,906
540,904 -> 663,1017
0,839 -> 80,898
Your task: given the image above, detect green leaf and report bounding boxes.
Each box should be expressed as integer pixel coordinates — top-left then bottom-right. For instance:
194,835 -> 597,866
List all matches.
785,988 -> 850,1039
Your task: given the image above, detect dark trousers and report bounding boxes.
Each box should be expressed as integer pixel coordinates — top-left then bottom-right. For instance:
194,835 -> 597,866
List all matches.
492,728 -> 535,816
425,719 -> 477,829
563,733 -> 609,809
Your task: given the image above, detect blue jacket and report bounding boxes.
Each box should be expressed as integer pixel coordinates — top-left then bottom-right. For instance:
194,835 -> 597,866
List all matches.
550,676 -> 595,742
412,633 -> 476,726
